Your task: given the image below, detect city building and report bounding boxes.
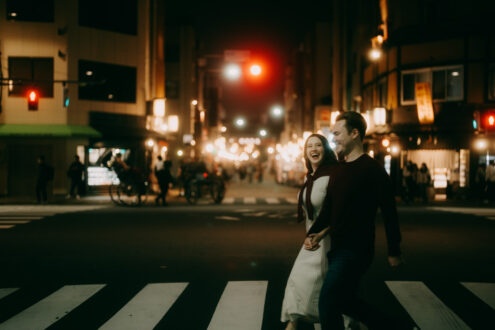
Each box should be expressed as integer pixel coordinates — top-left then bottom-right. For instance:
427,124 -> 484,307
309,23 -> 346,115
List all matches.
0,0 -> 167,197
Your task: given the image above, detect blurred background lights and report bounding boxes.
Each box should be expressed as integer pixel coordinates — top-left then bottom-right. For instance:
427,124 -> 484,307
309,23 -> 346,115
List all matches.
224,63 -> 241,80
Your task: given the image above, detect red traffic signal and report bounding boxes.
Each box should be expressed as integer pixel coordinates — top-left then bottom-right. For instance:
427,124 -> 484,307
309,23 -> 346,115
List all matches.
27,89 -> 39,111
481,111 -> 495,130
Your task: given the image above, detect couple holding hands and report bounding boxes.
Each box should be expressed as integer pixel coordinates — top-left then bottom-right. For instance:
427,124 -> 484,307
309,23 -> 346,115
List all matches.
281,112 -> 411,330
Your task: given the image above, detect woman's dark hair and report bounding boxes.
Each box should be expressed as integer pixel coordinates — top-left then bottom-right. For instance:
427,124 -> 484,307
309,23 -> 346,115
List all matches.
303,134 -> 337,173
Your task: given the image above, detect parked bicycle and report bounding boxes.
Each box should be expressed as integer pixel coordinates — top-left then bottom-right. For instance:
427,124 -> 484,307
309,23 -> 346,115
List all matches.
185,171 -> 226,205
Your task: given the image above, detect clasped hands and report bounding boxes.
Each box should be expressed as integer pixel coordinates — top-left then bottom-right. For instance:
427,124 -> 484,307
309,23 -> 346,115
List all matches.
303,233 -> 321,251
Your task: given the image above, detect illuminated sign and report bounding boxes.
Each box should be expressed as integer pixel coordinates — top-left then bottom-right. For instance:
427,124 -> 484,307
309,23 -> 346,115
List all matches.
415,82 -> 435,124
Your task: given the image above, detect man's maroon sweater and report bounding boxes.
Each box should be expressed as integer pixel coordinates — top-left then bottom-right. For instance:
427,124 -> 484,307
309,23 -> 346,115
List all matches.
307,154 -> 402,257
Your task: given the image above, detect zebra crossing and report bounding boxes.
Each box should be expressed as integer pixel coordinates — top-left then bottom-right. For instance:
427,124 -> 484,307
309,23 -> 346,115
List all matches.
0,205 -> 109,230
427,206 -> 495,220
0,280 -> 492,329
220,197 -> 297,205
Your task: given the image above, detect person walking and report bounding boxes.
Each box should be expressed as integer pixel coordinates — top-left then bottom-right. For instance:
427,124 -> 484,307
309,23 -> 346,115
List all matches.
485,160 -> 495,202
305,111 -> 407,330
35,155 -> 52,204
155,156 -> 173,206
67,155 -> 85,199
281,134 -> 356,330
416,163 -> 431,204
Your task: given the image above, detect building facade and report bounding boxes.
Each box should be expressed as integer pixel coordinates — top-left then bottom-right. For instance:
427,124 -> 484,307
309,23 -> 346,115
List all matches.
0,0 -> 167,197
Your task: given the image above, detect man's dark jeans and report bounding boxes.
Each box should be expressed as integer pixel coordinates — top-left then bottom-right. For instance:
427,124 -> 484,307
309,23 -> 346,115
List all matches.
319,249 -> 389,330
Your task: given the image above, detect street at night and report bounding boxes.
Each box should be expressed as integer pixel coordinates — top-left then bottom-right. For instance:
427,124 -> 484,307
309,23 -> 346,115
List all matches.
0,178 -> 494,329
2,0 -> 495,329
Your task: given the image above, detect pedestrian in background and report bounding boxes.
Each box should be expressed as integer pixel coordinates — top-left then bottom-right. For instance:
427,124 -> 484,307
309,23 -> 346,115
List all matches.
474,163 -> 486,203
35,155 -> 53,204
67,155 -> 85,199
417,163 -> 431,204
155,156 -> 173,206
485,160 -> 495,202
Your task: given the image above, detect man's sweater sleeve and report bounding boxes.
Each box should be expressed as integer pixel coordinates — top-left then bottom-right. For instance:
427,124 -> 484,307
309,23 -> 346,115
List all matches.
307,188 -> 331,236
379,167 -> 402,256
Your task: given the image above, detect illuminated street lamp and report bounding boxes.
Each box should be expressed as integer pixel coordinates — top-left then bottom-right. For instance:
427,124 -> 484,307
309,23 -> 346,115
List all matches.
235,117 -> 246,128
224,63 -> 241,80
259,129 -> 267,137
270,106 -> 283,118
369,48 -> 382,60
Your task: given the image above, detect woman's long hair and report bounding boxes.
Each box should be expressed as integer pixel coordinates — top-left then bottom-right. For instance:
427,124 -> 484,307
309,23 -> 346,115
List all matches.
303,134 -> 338,173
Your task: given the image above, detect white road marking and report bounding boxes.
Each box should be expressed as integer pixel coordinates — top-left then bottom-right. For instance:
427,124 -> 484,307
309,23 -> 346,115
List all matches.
0,221 -> 31,224
215,216 -> 240,221
0,225 -> 15,229
222,197 -> 235,204
248,212 -> 268,217
0,217 -> 42,220
99,283 -> 188,330
0,284 -> 105,330
386,281 -> 470,330
486,216 -> 495,221
243,197 -> 256,204
0,288 -> 18,300
285,198 -> 298,204
207,281 -> 267,330
265,198 -> 280,204
461,282 -> 495,309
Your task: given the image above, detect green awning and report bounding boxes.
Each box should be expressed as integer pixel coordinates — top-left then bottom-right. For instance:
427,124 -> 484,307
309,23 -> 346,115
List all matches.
0,124 -> 102,138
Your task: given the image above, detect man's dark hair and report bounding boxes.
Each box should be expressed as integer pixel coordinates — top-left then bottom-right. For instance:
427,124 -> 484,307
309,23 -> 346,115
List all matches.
303,134 -> 338,173
335,111 -> 367,141
157,155 -> 163,161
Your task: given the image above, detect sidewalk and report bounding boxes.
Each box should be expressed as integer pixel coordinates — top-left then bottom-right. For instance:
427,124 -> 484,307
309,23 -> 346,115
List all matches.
1,175 -> 494,208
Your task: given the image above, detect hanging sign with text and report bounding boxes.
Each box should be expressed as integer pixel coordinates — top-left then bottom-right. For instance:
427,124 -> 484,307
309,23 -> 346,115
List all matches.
415,82 -> 435,124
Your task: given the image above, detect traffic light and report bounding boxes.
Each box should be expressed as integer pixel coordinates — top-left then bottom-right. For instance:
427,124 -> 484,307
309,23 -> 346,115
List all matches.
63,86 -> 70,107
481,111 -> 495,131
473,110 -> 480,131
27,89 -> 39,111
249,63 -> 262,76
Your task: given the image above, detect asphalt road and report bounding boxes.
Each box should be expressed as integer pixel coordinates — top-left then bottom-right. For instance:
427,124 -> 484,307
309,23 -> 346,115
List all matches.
0,202 -> 494,329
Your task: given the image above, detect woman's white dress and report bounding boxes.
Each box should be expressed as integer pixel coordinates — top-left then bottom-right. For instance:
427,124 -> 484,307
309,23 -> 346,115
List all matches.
281,175 -> 330,323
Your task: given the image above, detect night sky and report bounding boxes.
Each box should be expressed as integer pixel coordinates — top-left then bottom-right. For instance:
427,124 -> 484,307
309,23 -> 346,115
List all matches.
165,0 -> 332,135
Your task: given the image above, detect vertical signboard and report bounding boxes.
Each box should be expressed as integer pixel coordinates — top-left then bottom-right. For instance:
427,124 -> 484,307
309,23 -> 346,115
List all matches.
415,82 -> 435,124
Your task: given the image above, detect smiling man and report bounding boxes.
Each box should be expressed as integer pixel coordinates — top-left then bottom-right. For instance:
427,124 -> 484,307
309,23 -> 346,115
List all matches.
306,111 -> 407,330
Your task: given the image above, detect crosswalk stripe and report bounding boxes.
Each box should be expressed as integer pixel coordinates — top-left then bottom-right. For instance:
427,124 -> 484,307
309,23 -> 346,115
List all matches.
285,198 -> 298,204
0,217 -> 42,220
487,216 -> 495,221
207,281 -> 267,330
265,198 -> 280,204
0,288 -> 18,300
0,225 -> 15,229
386,281 -> 470,330
461,282 -> 495,309
243,197 -> 256,204
0,284 -> 105,330
222,197 -> 235,204
100,283 -> 188,330
0,221 -> 31,224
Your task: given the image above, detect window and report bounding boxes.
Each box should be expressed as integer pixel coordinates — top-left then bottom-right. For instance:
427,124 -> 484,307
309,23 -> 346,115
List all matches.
6,0 -> 54,22
78,0 -> 137,35
487,63 -> 495,101
401,65 -> 463,105
8,57 -> 53,97
78,60 -> 136,103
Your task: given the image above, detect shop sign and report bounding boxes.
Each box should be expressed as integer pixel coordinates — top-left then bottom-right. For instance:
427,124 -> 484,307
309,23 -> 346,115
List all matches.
415,82 -> 435,124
